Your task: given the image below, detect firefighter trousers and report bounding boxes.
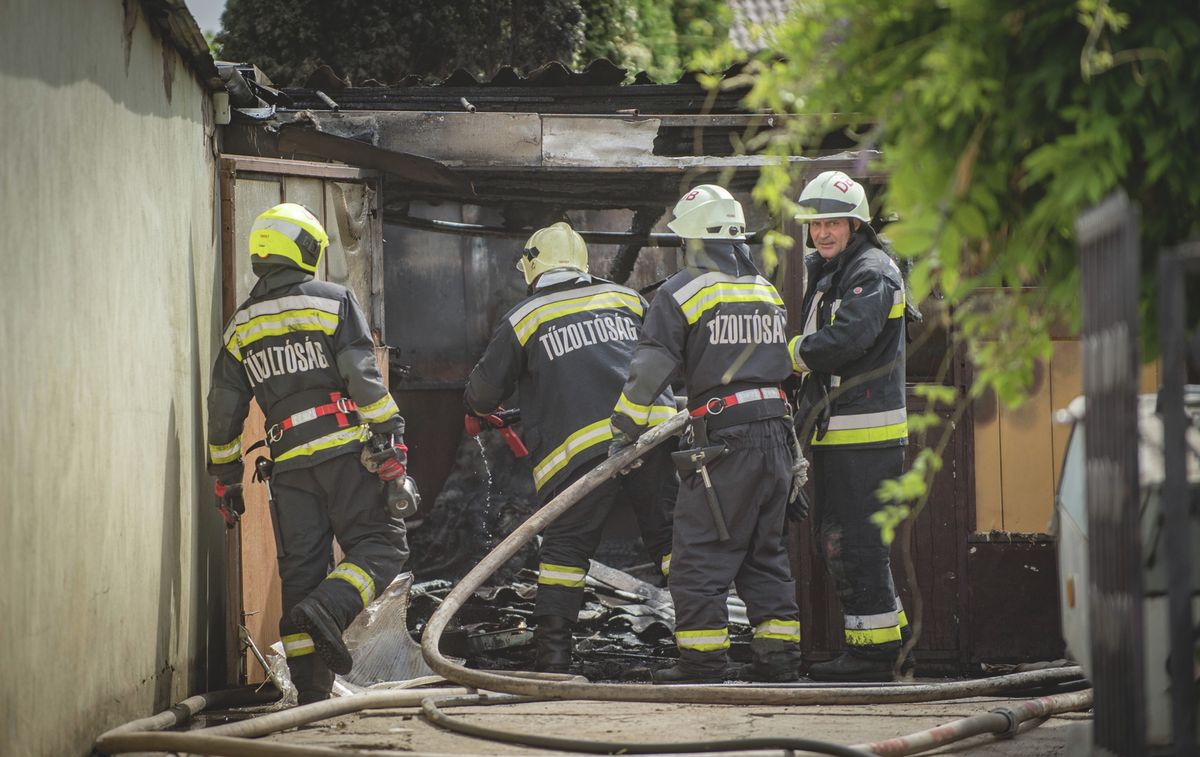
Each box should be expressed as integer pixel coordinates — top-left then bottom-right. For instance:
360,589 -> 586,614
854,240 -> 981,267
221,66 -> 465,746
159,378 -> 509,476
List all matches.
535,443 -> 677,621
269,450 -> 409,695
669,417 -> 799,666
811,445 -> 906,660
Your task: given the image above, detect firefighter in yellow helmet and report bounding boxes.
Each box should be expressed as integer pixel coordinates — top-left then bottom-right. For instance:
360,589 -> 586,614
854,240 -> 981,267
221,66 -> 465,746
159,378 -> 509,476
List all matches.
464,221 -> 678,673
612,185 -> 803,683
206,203 -> 412,703
790,171 -> 913,681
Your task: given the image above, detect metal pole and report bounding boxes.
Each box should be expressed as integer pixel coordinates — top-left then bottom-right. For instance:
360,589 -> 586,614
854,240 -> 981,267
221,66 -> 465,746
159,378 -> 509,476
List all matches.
1159,245 -> 1198,755
1076,192 -> 1146,755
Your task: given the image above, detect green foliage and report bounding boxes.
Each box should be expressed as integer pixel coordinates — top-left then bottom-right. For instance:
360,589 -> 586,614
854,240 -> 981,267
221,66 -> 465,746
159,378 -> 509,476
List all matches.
744,0 -> 1199,404
870,504 -> 911,546
217,0 -> 731,85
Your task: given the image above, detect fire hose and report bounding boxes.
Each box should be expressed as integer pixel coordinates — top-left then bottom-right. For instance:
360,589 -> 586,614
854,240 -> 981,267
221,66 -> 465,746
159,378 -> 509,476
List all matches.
419,410 -> 1085,705
95,410 -> 1092,756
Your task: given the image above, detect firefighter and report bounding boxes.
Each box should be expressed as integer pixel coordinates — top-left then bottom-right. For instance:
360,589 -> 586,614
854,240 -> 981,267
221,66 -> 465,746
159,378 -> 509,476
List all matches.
790,171 -> 913,682
464,222 -> 678,674
206,203 -> 410,703
611,185 -> 802,684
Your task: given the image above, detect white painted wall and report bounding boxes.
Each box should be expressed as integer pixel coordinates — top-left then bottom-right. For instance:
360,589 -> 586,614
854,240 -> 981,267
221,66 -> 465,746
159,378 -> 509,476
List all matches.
0,1 -> 224,754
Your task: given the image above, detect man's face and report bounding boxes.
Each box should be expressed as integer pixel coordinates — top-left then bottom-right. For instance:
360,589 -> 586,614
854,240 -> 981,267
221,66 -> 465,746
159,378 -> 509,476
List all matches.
809,218 -> 855,260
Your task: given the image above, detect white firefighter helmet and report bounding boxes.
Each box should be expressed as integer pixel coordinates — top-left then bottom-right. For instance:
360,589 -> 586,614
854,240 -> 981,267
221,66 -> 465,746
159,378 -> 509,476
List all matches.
516,222 -> 589,285
248,202 -> 329,273
794,171 -> 871,224
667,184 -> 746,240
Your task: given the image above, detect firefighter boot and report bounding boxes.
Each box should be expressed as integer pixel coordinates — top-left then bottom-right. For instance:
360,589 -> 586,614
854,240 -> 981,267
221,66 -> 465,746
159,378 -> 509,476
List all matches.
737,638 -> 803,683
652,649 -> 731,684
808,650 -> 895,683
533,615 -> 573,673
290,597 -> 353,676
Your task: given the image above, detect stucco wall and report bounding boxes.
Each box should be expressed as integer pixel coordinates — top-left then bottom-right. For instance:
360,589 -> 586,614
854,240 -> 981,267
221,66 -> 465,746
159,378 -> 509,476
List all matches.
0,1 -> 224,754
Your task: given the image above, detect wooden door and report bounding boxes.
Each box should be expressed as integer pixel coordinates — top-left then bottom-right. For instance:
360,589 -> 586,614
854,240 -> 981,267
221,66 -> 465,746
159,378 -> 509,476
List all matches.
218,156 -> 384,683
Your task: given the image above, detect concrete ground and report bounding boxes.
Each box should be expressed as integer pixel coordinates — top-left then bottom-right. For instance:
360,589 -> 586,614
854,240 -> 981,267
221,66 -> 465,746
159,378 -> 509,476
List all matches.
249,692 -> 1093,755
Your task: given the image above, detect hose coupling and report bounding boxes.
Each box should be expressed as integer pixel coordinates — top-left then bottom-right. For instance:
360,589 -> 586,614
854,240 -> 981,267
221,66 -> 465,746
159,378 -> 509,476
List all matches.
989,706 -> 1021,739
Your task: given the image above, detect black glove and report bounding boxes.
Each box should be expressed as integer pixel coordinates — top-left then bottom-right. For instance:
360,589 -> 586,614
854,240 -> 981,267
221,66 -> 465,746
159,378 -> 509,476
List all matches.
214,480 -> 244,528
608,428 -> 643,475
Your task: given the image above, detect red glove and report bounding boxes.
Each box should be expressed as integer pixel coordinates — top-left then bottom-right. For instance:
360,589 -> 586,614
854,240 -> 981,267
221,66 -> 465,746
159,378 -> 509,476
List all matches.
214,480 -> 245,528
376,442 -> 408,481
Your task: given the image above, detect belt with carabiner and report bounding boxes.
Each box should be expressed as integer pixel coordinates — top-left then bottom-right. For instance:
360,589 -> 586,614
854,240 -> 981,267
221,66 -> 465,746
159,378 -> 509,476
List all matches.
690,386 -> 788,418
267,392 -> 359,443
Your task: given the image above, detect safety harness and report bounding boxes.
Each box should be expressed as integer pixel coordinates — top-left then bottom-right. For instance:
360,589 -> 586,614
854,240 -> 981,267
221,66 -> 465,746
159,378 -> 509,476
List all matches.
267,392 -> 359,443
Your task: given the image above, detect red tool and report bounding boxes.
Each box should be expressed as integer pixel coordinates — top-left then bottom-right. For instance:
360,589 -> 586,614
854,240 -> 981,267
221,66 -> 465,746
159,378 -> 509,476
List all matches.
464,407 -> 528,458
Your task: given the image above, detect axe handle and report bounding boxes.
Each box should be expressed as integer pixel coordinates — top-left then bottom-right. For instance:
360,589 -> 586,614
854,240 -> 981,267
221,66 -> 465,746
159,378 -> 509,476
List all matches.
698,465 -> 731,541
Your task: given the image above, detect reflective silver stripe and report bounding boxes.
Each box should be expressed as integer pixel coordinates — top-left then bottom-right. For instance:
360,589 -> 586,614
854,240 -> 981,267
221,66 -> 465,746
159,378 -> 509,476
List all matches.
209,437 -> 242,465
507,283 -> 628,327
754,620 -> 800,640
358,393 -> 399,423
826,408 -> 907,431
845,610 -> 900,630
538,562 -> 587,587
222,294 -> 341,344
328,561 -> 376,607
286,407 -> 320,426
676,628 -> 730,651
802,290 -> 825,337
729,387 -> 785,404
281,633 -> 315,657
671,271 -> 773,306
830,299 -> 842,319
273,425 -> 368,463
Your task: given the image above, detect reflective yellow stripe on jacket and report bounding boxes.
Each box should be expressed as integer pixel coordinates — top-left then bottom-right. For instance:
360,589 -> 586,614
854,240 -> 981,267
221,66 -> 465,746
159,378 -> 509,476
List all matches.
508,286 -> 644,346
812,408 -> 908,447
223,295 -> 342,362
358,393 -> 400,424
613,393 -> 676,430
532,419 -> 613,490
273,425 -> 369,463
208,436 -> 242,465
681,278 -> 782,326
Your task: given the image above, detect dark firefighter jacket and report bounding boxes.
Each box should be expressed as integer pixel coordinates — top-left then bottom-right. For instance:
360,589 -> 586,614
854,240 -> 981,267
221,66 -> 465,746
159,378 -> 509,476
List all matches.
464,272 -> 676,495
790,232 -> 908,448
207,268 -> 403,481
612,240 -> 791,436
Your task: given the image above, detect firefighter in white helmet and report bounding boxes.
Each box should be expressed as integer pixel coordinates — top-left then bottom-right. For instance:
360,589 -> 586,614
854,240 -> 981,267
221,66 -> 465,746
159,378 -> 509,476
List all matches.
612,185 -> 803,683
464,221 -> 678,673
790,171 -> 914,681
206,203 -> 411,703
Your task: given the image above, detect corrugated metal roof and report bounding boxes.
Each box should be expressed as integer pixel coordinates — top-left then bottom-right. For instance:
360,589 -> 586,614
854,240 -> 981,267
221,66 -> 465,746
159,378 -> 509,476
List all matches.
274,59 -> 754,115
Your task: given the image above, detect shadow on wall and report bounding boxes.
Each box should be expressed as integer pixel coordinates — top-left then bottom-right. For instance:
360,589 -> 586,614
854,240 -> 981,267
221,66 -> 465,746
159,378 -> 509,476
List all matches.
155,404 -> 183,712
0,0 -> 207,122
